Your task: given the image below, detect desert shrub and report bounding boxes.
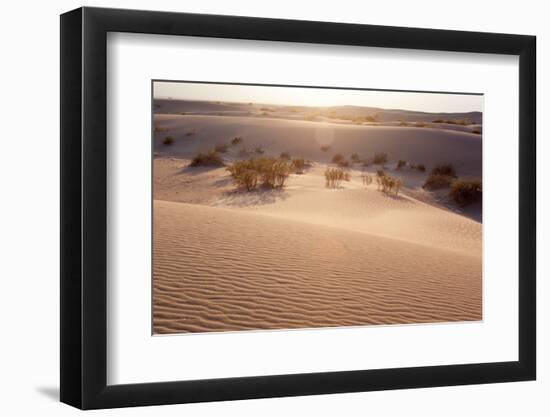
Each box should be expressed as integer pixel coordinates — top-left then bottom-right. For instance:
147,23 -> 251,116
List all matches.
362,173 -> 373,185
185,129 -> 196,136
376,174 -> 402,195
373,152 -> 388,165
255,146 -> 265,155
332,154 -> 344,164
415,164 -> 426,172
415,122 -> 426,127
362,158 -> 373,167
337,159 -> 351,168
280,152 -> 291,160
449,178 -> 482,206
396,160 -> 407,170
325,167 -> 349,188
431,164 -> 457,178
365,115 -> 377,123
231,136 -> 243,146
189,150 -> 224,167
227,158 -> 292,190
399,121 -> 409,127
350,153 -> 361,163
320,145 -> 331,152
423,174 -> 454,190
472,129 -> 482,135
292,158 -> 307,174
214,143 -> 229,153
163,136 -> 175,145
376,170 -> 386,177
226,162 -> 258,191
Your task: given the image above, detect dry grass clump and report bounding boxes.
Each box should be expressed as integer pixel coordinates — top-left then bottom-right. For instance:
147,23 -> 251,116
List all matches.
449,178 -> 482,206
411,163 -> 426,172
433,119 -> 469,125
332,154 -> 344,164
227,158 -> 292,191
472,129 -> 482,135
292,158 -> 308,174
280,152 -> 291,160
214,143 -> 229,153
337,159 -> 351,168
373,152 -> 388,165
415,122 -> 426,128
231,136 -> 243,146
189,150 -> 224,167
163,136 -> 175,145
350,153 -> 361,163
320,145 -> 331,152
396,160 -> 407,170
376,174 -> 402,195
431,164 -> 457,178
255,146 -> 265,155
423,174 -> 454,190
325,168 -> 350,188
362,172 -> 373,185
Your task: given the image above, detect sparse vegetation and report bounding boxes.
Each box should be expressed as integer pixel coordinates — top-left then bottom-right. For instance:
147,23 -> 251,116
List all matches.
431,164 -> 457,178
292,158 -> 307,174
449,178 -> 482,206
320,145 -> 331,152
396,160 -> 407,170
432,119 -> 469,125
376,174 -> 402,195
231,136 -> 243,146
423,174 -> 454,190
472,129 -> 482,135
238,147 -> 250,158
280,152 -> 291,160
377,170 -> 385,177
255,146 -> 265,155
413,163 -> 426,172
337,159 -> 351,168
350,153 -> 361,163
185,129 -> 196,136
415,122 -> 426,127
373,152 -> 388,165
227,158 -> 292,191
325,168 -> 350,188
332,154 -> 344,164
163,136 -> 175,146
362,172 -> 373,185
214,143 -> 229,153
189,150 -> 224,167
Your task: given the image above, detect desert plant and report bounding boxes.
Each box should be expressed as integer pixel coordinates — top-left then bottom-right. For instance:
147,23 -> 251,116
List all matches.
376,170 -> 386,177
231,136 -> 243,146
320,145 -> 331,152
373,152 -> 388,165
292,158 -> 307,174
332,153 -> 345,164
280,152 -> 291,160
396,160 -> 407,170
350,153 -> 361,163
324,167 -> 348,188
255,146 -> 265,155
423,174 -> 454,190
238,147 -> 250,158
449,178 -> 482,206
163,136 -> 175,145
189,150 -> 224,167
376,174 -> 402,195
362,173 -> 373,185
337,159 -> 351,168
214,143 -> 229,153
227,160 -> 258,191
415,164 -> 426,172
185,129 -> 196,136
227,157 -> 292,190
431,164 -> 457,178
415,122 -> 426,127
472,129 -> 482,135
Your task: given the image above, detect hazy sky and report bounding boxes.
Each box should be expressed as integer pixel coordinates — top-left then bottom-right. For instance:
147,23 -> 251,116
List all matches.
153,81 -> 482,113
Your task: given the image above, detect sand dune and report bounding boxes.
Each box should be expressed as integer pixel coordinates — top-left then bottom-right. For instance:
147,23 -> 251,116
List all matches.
153,200 -> 481,334
152,99 -> 482,334
154,114 -> 482,177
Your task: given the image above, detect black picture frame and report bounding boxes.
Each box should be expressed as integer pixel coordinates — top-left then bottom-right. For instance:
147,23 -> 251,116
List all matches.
60,6 -> 536,410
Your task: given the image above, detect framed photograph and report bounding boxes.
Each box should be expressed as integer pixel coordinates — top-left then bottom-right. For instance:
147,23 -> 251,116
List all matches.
60,6 -> 536,409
